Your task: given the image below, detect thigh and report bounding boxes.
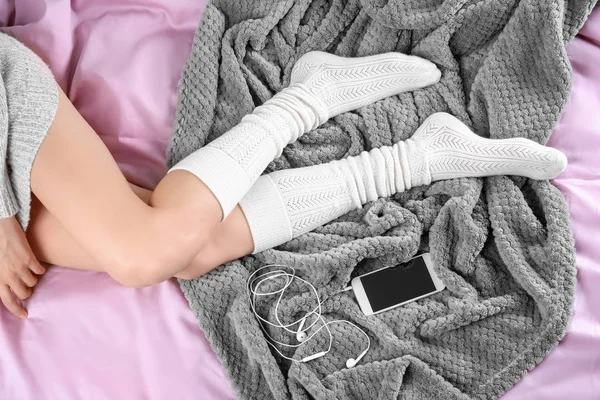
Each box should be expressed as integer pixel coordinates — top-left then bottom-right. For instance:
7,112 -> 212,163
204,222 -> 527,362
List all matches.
30,88 -> 155,267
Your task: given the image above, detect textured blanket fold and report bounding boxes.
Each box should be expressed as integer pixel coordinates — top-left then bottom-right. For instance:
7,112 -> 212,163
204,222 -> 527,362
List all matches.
168,1 -> 596,399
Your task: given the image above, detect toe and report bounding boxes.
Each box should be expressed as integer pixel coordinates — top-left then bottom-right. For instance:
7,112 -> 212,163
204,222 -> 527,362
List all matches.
546,148 -> 568,179
421,64 -> 441,85
526,146 -> 568,180
405,57 -> 441,87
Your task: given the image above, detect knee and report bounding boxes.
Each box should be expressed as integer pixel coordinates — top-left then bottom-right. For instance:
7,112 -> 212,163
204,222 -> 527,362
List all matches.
105,231 -> 213,288
174,243 -> 221,280
96,212 -> 213,288
104,245 -> 187,288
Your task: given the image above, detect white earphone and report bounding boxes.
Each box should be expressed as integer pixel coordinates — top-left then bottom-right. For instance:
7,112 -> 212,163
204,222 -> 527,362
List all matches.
296,316 -> 308,342
247,264 -> 370,368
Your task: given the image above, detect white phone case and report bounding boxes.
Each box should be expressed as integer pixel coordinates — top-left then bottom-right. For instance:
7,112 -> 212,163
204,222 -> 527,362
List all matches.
351,253 -> 445,316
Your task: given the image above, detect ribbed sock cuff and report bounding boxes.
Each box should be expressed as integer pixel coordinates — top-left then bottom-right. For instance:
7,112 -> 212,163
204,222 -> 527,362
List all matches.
239,175 -> 293,254
169,146 -> 251,218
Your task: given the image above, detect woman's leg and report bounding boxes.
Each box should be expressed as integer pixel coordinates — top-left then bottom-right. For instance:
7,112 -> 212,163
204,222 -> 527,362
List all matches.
167,51 -> 440,217
29,52 -> 441,287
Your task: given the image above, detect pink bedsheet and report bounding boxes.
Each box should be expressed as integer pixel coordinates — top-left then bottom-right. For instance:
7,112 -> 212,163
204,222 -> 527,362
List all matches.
0,1 -> 598,399
0,1 -> 235,399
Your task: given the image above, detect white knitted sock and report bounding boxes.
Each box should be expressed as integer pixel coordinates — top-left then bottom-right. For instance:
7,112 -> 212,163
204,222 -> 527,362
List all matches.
240,112 -> 567,253
169,51 -> 441,218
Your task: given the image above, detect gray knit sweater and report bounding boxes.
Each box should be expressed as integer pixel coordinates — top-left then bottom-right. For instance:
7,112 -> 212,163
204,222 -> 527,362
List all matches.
0,32 -> 59,229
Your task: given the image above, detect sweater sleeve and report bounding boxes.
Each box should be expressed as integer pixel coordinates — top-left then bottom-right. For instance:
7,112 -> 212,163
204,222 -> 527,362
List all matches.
0,33 -> 59,227
0,41 -> 20,219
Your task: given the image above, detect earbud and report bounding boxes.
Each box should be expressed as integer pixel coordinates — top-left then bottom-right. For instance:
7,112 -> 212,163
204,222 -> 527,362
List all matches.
296,317 -> 308,342
345,348 -> 368,368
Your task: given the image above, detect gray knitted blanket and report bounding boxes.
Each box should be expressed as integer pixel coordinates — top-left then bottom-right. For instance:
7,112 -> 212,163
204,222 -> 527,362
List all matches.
167,1 -> 596,399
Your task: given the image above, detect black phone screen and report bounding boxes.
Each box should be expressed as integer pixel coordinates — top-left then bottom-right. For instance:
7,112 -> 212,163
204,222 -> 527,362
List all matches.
360,256 -> 437,313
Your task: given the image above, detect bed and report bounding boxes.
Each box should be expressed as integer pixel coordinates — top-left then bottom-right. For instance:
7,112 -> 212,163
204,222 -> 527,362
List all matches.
0,1 -> 598,399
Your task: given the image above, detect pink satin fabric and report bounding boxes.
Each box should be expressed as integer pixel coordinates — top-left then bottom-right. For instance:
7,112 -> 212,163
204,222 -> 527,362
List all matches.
0,1 -> 598,399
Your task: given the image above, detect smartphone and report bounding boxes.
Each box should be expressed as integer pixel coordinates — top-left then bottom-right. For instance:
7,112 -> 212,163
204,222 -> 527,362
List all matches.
351,253 -> 445,316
